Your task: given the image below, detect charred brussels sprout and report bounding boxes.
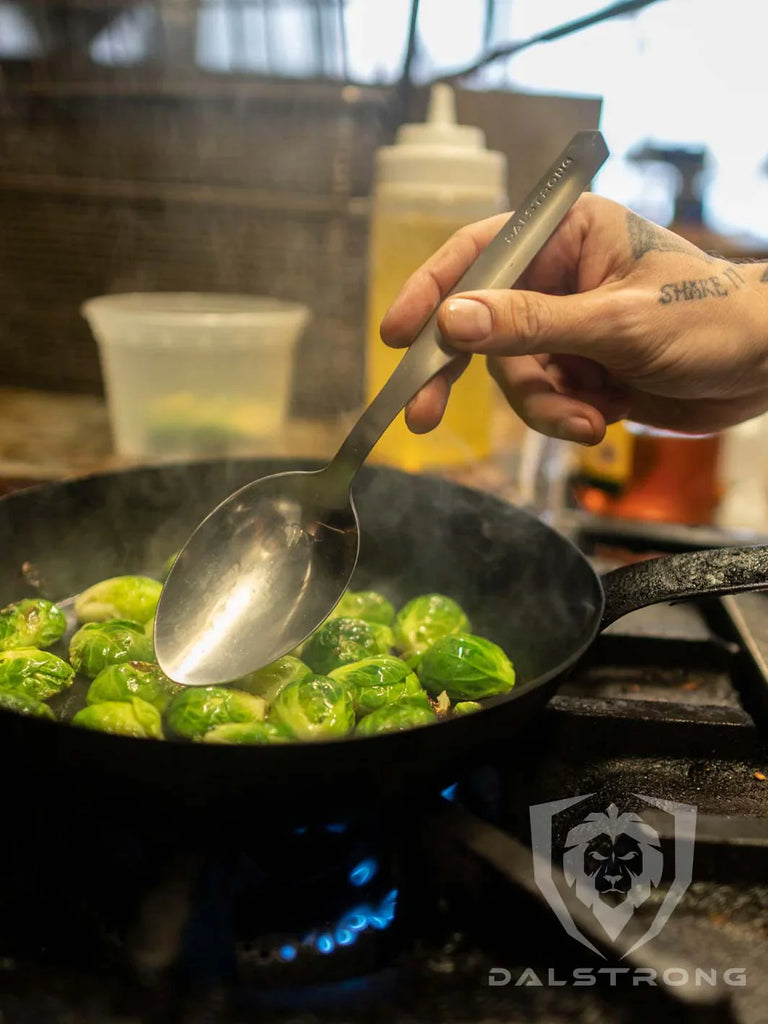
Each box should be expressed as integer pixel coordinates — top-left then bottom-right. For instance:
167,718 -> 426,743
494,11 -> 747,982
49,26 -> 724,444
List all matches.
302,618 -> 389,676
74,576 -> 162,626
270,675 -> 355,741
0,598 -> 66,652
69,620 -> 155,678
417,633 -> 515,701
329,656 -> 425,716
453,700 -> 483,716
393,594 -> 469,663
72,697 -> 163,739
0,690 -> 55,720
354,699 -> 437,737
202,721 -> 292,745
0,648 -> 74,700
332,591 -> 395,626
236,655 -> 312,703
165,687 -> 267,741
86,661 -> 181,712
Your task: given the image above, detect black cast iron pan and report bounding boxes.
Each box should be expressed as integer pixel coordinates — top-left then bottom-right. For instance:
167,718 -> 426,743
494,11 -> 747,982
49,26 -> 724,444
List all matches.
0,459 -> 765,826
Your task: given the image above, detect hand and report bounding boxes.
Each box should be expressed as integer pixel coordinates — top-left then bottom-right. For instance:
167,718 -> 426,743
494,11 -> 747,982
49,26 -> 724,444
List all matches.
380,194 -> 768,445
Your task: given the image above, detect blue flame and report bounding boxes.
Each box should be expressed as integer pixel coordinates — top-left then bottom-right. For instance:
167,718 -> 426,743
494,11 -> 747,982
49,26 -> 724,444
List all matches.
349,857 -> 378,887
325,823 -> 347,833
291,889 -> 399,962
441,783 -> 458,801
279,944 -> 297,962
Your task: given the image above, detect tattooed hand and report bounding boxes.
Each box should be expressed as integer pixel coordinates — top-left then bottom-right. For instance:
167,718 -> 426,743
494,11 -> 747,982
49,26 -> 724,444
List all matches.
380,194 -> 768,444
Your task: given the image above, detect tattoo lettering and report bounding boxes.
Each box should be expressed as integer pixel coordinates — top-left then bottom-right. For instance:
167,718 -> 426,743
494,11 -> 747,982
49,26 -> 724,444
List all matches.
627,211 -> 714,263
658,277 -> 730,303
722,265 -> 745,287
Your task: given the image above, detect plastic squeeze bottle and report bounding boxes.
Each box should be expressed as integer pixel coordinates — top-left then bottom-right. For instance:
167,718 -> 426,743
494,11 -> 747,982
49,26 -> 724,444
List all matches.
365,84 -> 507,471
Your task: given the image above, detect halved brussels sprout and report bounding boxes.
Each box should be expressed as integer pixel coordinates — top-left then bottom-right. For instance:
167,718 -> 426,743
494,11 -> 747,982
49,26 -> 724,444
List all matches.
202,721 -> 292,745
0,648 -> 74,701
86,661 -> 181,712
0,690 -> 55,720
393,594 -> 470,663
302,618 -> 390,676
69,620 -> 155,678
270,674 -> 355,741
453,700 -> 483,716
165,687 -> 267,741
74,576 -> 162,626
354,698 -> 437,737
236,655 -> 312,703
329,655 -> 425,717
417,633 -> 515,701
0,598 -> 67,652
331,591 -> 395,627
72,697 -> 163,739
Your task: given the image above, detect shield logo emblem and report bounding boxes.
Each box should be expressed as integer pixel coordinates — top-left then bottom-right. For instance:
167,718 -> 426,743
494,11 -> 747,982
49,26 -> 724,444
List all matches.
529,793 -> 697,957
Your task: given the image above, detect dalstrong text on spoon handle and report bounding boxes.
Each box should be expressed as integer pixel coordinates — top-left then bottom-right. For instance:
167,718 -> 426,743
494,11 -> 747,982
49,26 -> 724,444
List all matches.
328,130 -> 609,482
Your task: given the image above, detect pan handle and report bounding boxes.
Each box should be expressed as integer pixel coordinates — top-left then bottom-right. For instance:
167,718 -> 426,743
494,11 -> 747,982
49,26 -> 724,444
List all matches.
600,545 -> 768,630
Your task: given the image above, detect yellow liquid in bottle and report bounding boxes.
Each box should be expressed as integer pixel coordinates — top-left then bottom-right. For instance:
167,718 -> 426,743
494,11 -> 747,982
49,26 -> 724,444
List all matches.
366,209 -> 494,472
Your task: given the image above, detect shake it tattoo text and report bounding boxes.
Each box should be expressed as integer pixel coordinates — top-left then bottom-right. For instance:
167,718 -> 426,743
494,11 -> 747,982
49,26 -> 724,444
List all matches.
658,267 -> 745,304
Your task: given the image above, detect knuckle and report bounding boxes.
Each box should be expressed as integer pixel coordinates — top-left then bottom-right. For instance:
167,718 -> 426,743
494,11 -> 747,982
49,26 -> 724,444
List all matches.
506,292 -> 552,346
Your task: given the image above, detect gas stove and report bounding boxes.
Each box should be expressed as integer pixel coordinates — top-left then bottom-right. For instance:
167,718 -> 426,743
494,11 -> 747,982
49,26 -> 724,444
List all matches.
0,511 -> 766,1024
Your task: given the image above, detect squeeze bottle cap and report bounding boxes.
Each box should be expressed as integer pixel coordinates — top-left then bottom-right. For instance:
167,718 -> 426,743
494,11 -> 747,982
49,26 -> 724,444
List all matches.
375,83 -> 507,196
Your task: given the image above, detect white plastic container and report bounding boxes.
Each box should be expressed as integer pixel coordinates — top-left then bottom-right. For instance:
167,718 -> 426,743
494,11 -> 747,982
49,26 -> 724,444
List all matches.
82,293 -> 310,459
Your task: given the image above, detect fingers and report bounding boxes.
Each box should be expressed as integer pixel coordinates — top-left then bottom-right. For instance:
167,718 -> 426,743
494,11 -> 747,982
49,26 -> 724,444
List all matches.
489,355 -> 631,445
379,214 -> 510,348
404,355 -> 470,434
437,287 -> 630,363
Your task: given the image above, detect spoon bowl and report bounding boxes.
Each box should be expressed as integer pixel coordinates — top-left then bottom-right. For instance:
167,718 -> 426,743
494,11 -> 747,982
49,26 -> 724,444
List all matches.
155,131 -> 609,686
154,467 -> 359,685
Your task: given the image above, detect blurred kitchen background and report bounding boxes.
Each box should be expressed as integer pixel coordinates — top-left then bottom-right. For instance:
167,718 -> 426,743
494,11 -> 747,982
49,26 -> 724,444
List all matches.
2,0 -> 768,531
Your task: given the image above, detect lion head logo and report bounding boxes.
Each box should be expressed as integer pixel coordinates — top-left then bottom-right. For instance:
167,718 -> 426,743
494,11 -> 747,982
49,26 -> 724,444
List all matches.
562,803 -> 663,940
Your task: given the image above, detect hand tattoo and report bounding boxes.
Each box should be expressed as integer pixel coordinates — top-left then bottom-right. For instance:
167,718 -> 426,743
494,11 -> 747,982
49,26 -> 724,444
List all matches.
627,211 -> 715,264
658,275 -> 734,303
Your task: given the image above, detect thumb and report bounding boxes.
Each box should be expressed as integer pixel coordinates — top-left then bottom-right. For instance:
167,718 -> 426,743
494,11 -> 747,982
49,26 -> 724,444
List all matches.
437,287 -> 628,360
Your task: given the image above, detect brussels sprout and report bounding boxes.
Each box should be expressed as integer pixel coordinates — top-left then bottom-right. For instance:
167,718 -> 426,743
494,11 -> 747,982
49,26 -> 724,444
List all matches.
369,622 -> 394,655
161,552 -> 179,582
86,661 -> 181,712
72,697 -> 163,739
236,655 -> 312,703
417,633 -> 515,701
0,598 -> 66,652
74,576 -> 162,626
302,618 -> 389,676
393,594 -> 470,663
329,656 -> 425,717
202,721 -> 292,745
332,591 -> 395,626
0,648 -> 74,700
69,620 -> 155,679
0,690 -> 55,721
270,675 -> 355,741
454,700 -> 483,716
354,699 -> 437,737
165,687 -> 267,741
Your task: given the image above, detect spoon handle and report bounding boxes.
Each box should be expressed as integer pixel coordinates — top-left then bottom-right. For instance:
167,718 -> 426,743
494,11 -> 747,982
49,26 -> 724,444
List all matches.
327,129 -> 609,485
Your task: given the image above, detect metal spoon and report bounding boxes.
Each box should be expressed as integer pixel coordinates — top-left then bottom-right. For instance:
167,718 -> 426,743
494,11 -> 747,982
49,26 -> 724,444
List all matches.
155,130 -> 609,686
